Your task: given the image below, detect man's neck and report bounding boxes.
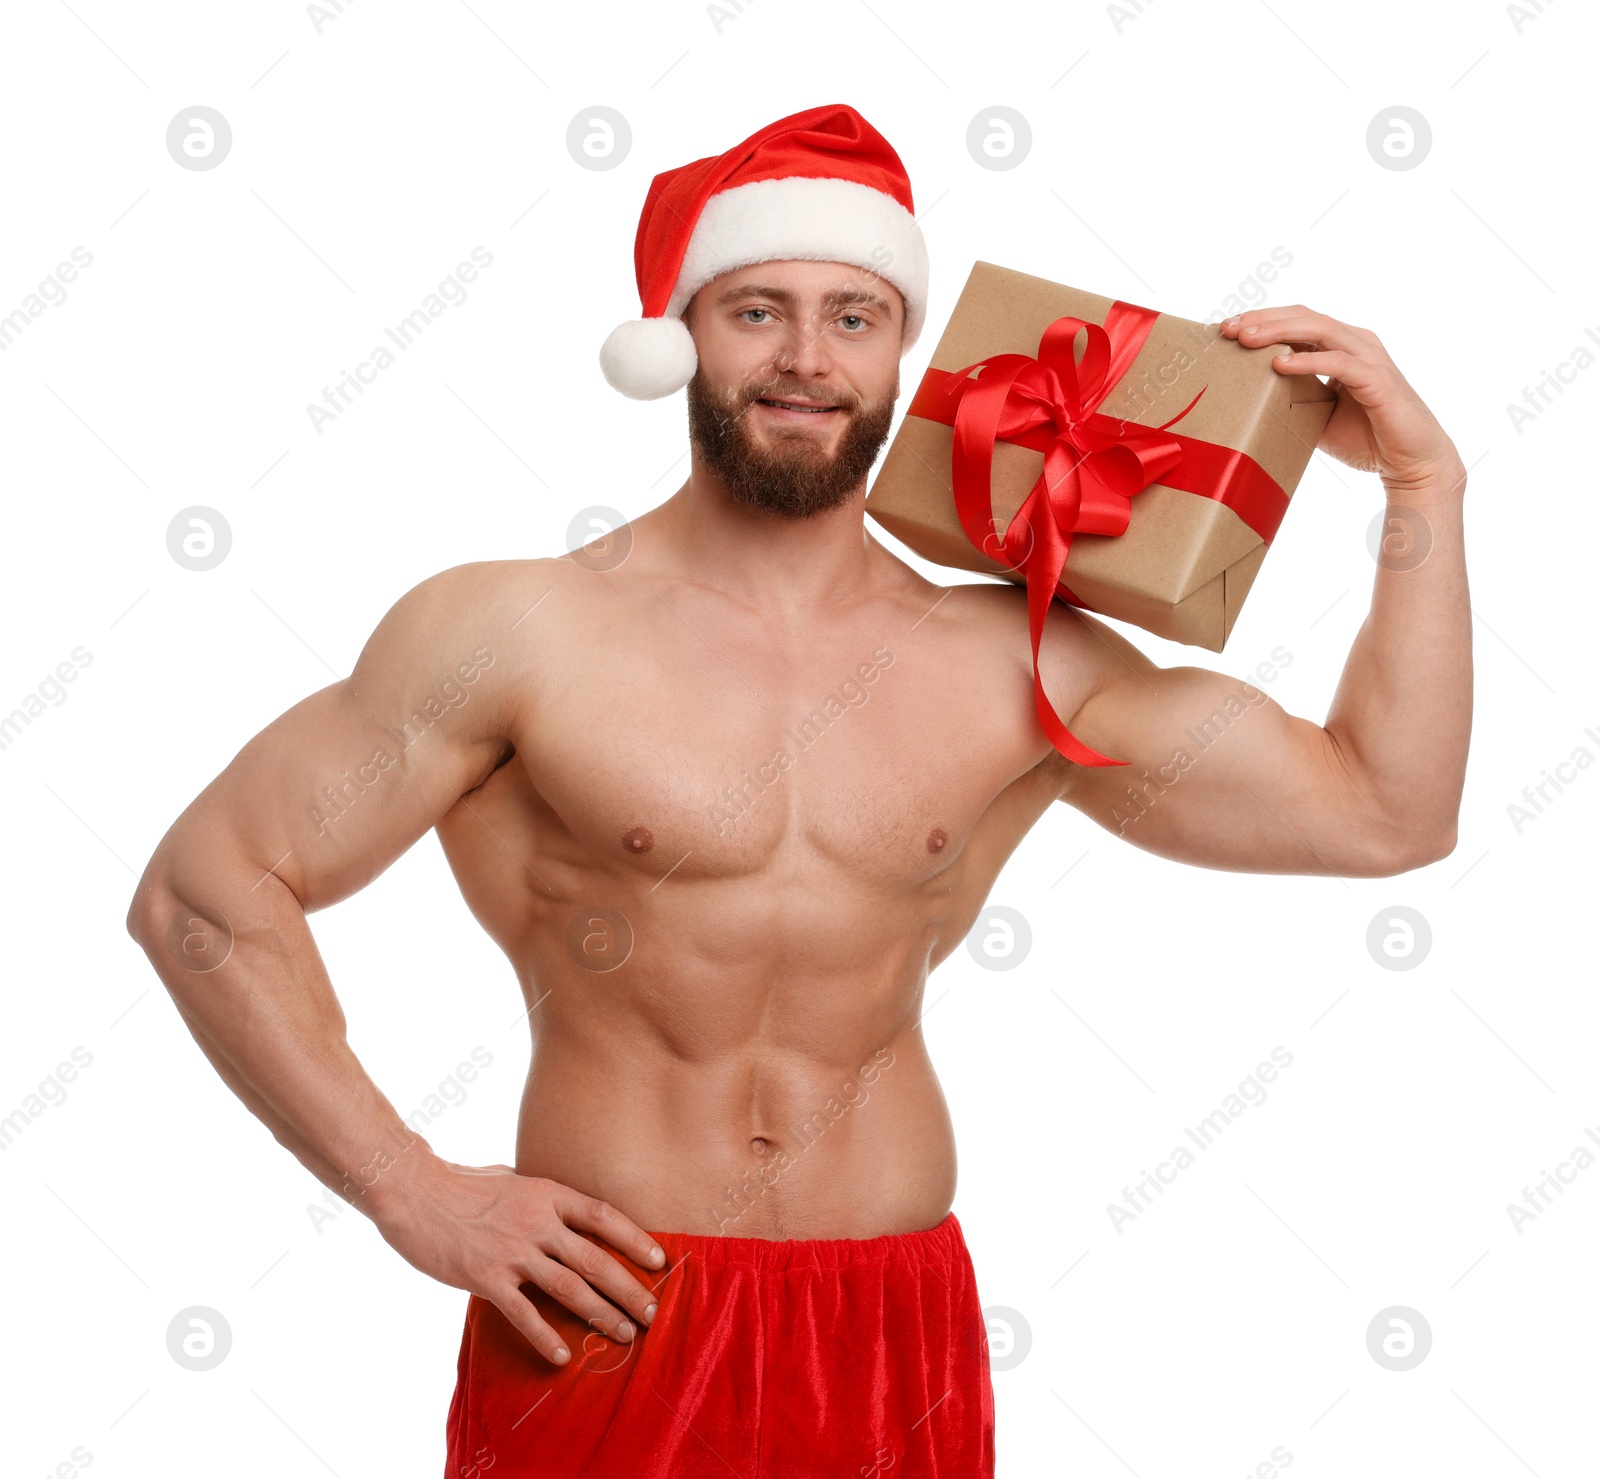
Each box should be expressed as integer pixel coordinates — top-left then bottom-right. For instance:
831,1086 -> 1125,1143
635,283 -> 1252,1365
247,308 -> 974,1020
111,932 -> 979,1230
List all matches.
652,465 -> 878,625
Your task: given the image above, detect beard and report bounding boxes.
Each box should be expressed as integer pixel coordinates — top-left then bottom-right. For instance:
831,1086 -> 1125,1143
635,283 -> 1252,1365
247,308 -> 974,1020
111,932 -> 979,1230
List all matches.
685,363 -> 898,520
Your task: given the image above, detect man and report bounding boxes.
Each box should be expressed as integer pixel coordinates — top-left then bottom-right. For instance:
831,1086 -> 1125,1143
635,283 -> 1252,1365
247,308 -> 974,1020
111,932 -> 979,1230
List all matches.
126,103 -> 1470,1477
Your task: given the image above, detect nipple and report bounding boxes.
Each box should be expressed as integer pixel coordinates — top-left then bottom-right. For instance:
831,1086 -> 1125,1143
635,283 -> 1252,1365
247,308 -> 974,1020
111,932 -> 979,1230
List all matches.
622,826 -> 654,854
926,827 -> 948,854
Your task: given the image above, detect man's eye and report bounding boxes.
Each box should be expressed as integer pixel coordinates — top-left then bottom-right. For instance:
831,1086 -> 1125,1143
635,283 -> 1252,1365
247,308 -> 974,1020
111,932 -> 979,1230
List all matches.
740,308 -> 771,323
840,314 -> 865,330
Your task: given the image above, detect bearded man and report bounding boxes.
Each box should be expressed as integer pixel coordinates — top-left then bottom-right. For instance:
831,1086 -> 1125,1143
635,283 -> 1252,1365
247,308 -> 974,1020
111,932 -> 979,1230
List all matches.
127,103 -> 1471,1478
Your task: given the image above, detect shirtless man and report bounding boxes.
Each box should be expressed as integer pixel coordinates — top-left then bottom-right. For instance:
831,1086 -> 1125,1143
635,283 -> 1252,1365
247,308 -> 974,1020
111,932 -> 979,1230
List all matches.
125,105 -> 1470,1477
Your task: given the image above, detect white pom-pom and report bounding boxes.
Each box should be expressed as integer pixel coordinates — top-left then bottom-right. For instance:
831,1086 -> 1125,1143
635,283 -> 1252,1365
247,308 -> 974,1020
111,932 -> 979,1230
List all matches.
598,316 -> 698,400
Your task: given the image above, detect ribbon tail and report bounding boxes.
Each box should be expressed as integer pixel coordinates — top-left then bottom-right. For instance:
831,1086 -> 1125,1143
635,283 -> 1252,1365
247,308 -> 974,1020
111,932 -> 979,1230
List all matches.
1014,480 -> 1128,769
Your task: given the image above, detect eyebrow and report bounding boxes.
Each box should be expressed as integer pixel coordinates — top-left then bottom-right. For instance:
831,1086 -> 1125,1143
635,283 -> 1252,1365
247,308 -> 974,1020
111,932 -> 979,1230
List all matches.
716,281 -> 896,318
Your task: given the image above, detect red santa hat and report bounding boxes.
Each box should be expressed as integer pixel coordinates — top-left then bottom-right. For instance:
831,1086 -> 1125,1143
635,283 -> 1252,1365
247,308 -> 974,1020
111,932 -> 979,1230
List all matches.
599,102 -> 929,400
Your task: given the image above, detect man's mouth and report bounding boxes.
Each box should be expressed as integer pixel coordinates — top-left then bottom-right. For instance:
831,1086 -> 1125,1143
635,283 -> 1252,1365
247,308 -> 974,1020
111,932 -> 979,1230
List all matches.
754,396 -> 843,418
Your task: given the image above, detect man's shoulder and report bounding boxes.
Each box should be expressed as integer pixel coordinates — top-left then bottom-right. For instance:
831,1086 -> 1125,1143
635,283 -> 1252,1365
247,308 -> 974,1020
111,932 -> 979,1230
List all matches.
867,563 -> 1040,700
413,554 -> 575,599
880,564 -> 1117,664
866,541 -> 1019,629
877,565 -> 1160,746
363,556 -> 587,690
958,577 -> 1149,676
396,556 -> 592,631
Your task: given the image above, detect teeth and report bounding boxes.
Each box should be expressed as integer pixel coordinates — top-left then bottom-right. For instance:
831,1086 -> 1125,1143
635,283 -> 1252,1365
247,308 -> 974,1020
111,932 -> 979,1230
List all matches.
764,399 -> 832,412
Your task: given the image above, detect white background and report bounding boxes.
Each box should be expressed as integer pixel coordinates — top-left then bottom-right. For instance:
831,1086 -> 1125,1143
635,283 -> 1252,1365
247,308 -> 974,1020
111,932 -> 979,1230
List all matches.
2,1 -> 1596,1475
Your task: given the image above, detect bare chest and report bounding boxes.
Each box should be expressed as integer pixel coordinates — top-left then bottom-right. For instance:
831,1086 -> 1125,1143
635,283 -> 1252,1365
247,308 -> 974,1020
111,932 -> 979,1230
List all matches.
433,584 -> 1051,914
533,631 -> 1007,886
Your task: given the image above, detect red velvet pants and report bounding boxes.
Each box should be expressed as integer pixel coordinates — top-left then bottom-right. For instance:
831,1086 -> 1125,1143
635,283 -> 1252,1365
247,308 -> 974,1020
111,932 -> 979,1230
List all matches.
444,1211 -> 995,1477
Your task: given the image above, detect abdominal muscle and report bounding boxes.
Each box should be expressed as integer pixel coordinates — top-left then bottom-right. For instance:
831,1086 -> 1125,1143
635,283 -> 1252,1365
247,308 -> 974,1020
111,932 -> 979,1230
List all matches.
506,950 -> 961,1242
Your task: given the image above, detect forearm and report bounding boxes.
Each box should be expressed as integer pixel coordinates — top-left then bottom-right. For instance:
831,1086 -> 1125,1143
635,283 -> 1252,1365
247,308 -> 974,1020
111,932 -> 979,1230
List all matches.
1323,463 -> 1472,851
129,861 -> 445,1221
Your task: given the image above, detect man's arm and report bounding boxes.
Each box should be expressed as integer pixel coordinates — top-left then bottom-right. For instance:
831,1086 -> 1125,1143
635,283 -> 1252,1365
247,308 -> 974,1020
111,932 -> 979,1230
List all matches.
1047,306 -> 1470,878
126,558 -> 664,1363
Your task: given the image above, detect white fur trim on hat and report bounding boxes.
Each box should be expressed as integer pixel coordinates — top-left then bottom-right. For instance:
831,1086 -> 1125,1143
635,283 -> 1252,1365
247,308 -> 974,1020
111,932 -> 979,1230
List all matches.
665,175 -> 929,349
599,315 -> 699,400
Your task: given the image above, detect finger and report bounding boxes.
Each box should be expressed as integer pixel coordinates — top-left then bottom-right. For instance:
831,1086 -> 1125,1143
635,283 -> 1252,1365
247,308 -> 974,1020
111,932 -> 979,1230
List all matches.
524,1249 -> 642,1345
1215,307 -> 1310,339
1227,312 -> 1373,356
557,1188 -> 667,1275
553,1230 -> 665,1334
487,1286 -> 574,1366
1268,348 -> 1385,394
1216,303 -> 1334,335
560,1222 -> 665,1331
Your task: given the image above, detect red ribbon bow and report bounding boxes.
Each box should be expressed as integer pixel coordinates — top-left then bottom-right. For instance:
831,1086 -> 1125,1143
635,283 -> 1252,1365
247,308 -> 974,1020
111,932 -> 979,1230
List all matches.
908,300 -> 1290,769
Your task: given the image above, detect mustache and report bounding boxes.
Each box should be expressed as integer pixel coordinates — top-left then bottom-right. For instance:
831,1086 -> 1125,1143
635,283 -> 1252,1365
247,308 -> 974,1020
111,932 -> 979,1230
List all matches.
735,375 -> 863,413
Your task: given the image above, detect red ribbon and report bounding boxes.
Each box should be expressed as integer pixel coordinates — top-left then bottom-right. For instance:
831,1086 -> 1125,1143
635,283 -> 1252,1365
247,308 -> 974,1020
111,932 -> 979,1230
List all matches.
907,301 -> 1290,768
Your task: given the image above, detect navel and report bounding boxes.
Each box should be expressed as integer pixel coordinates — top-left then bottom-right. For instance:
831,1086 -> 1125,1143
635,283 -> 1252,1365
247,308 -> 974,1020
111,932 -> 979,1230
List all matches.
926,827 -> 948,854
621,825 -> 654,854
751,1136 -> 770,1156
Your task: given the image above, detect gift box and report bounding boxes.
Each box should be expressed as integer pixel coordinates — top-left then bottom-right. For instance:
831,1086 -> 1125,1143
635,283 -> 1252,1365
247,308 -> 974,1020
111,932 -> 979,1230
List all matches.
865,261 -> 1337,655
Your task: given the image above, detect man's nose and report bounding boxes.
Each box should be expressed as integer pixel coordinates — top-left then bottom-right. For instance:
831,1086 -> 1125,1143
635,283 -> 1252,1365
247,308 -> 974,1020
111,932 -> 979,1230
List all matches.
769,317 -> 834,378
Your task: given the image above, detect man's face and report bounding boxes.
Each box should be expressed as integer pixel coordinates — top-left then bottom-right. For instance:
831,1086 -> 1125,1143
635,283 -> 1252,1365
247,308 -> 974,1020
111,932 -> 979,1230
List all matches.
683,260 -> 904,520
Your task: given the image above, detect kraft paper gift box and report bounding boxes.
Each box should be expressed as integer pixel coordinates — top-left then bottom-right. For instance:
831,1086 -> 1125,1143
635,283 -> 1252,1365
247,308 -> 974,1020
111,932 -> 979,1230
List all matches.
865,261 -> 1337,652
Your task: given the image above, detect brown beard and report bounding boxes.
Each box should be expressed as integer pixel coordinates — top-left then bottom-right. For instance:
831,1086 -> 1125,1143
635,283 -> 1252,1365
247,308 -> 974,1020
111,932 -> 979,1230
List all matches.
685,364 -> 898,520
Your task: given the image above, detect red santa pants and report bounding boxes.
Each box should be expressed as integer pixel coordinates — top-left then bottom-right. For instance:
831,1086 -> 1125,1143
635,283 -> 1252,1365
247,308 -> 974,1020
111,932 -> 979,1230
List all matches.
444,1210 -> 995,1478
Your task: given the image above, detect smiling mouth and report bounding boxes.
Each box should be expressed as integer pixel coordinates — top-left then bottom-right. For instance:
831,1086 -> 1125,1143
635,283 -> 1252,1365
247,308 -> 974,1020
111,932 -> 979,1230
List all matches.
755,397 -> 842,417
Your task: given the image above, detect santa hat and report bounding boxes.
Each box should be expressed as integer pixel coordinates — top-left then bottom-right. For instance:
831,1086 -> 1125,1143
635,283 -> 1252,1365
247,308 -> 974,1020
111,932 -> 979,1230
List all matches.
599,103 -> 929,400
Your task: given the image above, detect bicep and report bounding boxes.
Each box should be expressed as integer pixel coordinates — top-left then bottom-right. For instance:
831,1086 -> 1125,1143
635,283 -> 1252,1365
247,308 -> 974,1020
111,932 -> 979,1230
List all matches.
141,564 -> 522,916
1048,623 -> 1397,875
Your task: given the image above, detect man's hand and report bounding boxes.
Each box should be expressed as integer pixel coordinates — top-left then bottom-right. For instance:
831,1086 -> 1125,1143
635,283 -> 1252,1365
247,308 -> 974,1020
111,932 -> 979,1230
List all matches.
1219,306 -> 1464,490
370,1158 -> 668,1366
